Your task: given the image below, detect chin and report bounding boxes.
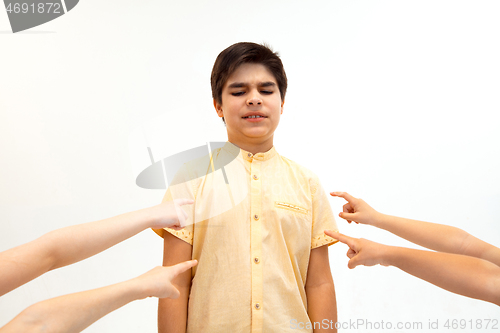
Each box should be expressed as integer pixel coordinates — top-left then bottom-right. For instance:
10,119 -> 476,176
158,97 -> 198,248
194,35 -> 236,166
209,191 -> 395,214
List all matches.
243,129 -> 268,138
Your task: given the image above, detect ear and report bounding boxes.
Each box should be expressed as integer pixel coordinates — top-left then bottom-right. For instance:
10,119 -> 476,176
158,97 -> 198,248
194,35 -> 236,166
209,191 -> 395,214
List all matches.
280,99 -> 285,114
213,99 -> 223,117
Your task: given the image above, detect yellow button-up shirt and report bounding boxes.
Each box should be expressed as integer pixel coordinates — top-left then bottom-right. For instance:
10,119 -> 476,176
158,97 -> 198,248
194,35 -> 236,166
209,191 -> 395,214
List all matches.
153,142 -> 338,333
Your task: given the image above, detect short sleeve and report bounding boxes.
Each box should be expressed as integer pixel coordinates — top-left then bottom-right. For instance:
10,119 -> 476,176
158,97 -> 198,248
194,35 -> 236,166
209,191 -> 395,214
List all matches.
310,176 -> 339,249
151,164 -> 196,245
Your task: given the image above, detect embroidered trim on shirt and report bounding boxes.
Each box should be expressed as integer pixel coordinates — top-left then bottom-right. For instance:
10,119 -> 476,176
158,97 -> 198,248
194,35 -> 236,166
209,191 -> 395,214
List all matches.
311,231 -> 339,249
166,228 -> 194,245
274,201 -> 308,214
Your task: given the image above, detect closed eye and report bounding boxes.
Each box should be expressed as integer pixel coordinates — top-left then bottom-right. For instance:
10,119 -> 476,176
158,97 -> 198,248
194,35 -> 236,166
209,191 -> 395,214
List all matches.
231,92 -> 245,96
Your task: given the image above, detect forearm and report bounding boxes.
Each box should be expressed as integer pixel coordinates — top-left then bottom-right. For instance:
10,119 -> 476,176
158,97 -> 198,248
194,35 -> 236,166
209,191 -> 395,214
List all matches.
0,209 -> 152,297
48,208 -> 153,270
0,239 -> 54,296
376,215 -> 500,265
306,283 -> 338,332
384,246 -> 500,306
375,214 -> 470,254
0,278 -> 146,333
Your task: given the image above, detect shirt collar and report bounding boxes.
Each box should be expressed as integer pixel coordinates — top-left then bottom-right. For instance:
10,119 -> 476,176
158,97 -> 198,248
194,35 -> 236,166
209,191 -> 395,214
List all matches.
240,145 -> 278,162
221,141 -> 278,162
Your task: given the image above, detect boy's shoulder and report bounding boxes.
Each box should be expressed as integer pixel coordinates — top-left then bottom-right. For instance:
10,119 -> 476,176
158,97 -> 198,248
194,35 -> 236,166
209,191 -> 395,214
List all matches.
277,154 -> 321,186
170,145 -> 237,186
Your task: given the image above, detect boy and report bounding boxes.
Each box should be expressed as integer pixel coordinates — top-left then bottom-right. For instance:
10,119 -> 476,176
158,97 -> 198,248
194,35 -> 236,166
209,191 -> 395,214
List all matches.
154,42 -> 339,332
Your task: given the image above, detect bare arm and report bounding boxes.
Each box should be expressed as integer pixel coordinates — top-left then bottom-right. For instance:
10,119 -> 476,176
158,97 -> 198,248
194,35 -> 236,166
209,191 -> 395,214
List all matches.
0,199 -> 193,297
305,245 -> 337,333
0,261 -> 197,333
158,232 -> 193,333
327,231 -> 500,306
374,214 -> 500,265
330,192 -> 500,266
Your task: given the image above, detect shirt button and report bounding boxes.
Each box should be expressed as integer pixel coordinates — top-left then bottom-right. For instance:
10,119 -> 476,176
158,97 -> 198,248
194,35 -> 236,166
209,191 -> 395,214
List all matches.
254,257 -> 260,264
254,214 -> 259,221
247,153 -> 252,157
255,303 -> 261,310
253,174 -> 258,180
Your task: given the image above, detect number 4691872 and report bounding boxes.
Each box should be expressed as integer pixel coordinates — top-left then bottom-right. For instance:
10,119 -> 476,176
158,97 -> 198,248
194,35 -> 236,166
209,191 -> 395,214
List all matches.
6,3 -> 62,14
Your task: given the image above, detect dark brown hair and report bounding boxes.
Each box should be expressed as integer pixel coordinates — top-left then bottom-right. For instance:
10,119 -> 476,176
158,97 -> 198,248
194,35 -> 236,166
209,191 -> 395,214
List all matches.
211,42 -> 288,110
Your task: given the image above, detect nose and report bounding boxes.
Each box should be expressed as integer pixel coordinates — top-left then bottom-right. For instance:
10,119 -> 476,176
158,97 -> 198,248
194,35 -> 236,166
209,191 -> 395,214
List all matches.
246,93 -> 262,106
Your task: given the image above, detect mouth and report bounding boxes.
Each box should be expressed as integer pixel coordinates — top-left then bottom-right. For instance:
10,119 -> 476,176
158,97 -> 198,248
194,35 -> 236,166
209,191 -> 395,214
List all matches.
242,115 -> 266,119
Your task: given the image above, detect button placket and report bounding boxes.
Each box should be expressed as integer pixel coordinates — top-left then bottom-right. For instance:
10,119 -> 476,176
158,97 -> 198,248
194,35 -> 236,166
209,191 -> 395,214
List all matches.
250,158 -> 263,332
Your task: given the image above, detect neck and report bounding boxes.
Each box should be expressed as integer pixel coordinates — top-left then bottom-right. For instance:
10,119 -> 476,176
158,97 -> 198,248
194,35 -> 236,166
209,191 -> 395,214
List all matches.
228,136 -> 274,155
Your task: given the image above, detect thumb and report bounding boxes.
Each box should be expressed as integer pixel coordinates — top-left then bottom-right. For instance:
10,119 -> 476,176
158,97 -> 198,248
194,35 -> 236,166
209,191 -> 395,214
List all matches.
347,255 -> 361,269
176,207 -> 188,227
173,198 -> 194,206
339,212 -> 358,222
168,286 -> 181,299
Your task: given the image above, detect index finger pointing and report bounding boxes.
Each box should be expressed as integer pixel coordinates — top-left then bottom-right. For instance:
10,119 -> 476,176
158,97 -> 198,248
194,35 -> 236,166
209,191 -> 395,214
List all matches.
330,191 -> 356,204
325,230 -> 356,248
170,260 -> 198,277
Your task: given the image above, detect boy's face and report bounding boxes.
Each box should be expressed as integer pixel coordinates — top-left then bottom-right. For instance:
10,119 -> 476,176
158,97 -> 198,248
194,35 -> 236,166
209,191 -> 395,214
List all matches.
214,63 -> 284,147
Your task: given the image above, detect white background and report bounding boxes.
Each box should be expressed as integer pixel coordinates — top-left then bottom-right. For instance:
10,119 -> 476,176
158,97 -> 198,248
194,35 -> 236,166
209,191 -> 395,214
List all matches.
1,1 -> 499,332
